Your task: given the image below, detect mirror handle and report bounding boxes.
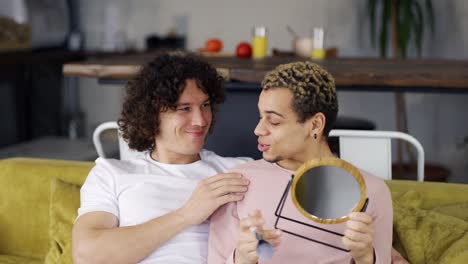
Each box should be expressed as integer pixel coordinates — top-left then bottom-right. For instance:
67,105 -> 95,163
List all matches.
360,198 -> 369,212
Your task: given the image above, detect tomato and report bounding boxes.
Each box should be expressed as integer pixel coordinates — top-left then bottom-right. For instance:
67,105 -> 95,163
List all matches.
236,42 -> 252,58
205,39 -> 223,52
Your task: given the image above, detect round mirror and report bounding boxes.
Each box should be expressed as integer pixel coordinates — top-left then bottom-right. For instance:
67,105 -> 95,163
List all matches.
291,157 -> 366,224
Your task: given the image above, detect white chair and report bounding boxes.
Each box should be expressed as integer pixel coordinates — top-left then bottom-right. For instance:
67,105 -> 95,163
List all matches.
93,121 -> 142,160
328,129 -> 425,181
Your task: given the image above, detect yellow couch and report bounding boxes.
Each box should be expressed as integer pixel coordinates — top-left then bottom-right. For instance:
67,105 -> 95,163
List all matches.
0,157 -> 467,264
0,158 -> 92,264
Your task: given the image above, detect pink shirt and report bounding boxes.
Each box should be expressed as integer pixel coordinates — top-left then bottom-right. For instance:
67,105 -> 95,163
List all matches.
208,159 -> 393,264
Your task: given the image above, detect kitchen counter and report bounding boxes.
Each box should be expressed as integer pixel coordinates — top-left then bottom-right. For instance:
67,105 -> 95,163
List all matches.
63,52 -> 468,92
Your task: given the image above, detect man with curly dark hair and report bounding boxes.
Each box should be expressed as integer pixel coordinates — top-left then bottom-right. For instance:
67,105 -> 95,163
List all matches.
209,61 -> 393,264
73,52 -> 251,264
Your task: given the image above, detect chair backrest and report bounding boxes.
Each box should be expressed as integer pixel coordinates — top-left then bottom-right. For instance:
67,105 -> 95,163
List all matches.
93,121 -> 142,160
328,129 -> 425,181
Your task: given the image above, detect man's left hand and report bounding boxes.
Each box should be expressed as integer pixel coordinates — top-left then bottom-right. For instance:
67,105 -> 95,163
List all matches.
342,212 -> 375,264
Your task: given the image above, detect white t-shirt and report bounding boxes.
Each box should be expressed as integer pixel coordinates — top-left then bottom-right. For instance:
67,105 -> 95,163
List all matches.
78,149 -> 251,264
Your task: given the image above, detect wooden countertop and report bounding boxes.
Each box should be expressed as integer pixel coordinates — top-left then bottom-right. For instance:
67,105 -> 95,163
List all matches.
63,52 -> 468,90
1,50 -> 87,65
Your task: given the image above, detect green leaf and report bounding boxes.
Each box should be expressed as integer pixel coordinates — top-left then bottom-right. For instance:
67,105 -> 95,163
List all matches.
412,1 -> 424,56
397,0 -> 413,58
368,0 -> 378,47
425,0 -> 435,33
379,0 -> 393,57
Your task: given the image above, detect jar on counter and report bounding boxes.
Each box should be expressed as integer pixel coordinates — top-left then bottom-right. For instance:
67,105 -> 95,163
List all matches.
252,26 -> 268,59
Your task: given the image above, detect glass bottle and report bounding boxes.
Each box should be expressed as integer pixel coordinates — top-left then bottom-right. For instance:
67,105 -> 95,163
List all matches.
252,26 -> 268,59
311,27 -> 325,59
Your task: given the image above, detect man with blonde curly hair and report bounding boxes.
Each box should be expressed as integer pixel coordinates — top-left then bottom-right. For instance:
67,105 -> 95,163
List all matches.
208,61 -> 393,264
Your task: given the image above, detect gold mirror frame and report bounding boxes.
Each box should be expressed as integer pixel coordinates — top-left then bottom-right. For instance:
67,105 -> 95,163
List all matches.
291,157 -> 367,224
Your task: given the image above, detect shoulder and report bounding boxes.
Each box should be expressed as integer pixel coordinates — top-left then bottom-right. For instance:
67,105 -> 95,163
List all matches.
200,149 -> 253,171
359,169 -> 391,196
359,170 -> 393,216
83,157 -> 149,196
94,157 -> 145,174
232,159 -> 271,170
230,159 -> 277,178
89,157 -> 148,182
360,170 -> 388,191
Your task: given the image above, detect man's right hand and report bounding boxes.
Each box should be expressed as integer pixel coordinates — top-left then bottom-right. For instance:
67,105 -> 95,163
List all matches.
235,210 -> 282,264
178,172 -> 250,225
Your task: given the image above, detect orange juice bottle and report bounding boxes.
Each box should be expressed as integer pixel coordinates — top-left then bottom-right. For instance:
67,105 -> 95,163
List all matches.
252,26 -> 268,59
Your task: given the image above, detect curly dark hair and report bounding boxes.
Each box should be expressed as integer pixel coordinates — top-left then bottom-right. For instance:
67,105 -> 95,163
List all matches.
261,61 -> 338,136
118,52 -> 225,152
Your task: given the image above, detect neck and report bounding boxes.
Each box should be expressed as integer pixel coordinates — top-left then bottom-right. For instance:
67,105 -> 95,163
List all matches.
150,150 -> 201,164
277,139 -> 335,171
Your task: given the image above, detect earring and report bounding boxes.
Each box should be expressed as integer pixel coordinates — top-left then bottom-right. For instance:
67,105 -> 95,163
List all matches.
314,134 -> 317,139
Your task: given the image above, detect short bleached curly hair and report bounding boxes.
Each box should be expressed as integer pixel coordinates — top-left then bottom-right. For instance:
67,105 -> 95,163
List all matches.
261,61 -> 338,136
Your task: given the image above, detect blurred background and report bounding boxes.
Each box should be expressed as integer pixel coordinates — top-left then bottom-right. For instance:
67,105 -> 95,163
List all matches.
1,0 -> 467,183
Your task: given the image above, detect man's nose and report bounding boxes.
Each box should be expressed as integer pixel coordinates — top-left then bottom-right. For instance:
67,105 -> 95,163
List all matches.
254,120 -> 267,136
192,109 -> 209,127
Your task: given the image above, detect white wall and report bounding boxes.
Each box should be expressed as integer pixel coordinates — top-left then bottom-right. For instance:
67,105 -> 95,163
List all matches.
76,0 -> 468,183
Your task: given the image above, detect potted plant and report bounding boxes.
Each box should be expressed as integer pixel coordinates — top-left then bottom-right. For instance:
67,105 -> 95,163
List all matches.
368,0 -> 435,58
367,0 -> 445,181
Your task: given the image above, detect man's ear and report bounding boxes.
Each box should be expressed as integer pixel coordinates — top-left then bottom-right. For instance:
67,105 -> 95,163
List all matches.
307,112 -> 326,137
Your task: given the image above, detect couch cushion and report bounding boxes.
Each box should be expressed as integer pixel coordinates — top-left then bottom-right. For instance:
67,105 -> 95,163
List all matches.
0,254 -> 42,264
432,203 -> 468,222
44,178 -> 80,264
387,180 -> 468,209
392,190 -> 468,264
0,158 -> 93,259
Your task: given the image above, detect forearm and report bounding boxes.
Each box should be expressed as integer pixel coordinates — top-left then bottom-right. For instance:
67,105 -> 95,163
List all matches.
74,209 -> 192,264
